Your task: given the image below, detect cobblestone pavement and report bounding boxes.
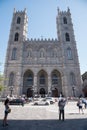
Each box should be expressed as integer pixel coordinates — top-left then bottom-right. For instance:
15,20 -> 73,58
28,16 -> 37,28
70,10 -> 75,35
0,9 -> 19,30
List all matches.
0,101 -> 87,130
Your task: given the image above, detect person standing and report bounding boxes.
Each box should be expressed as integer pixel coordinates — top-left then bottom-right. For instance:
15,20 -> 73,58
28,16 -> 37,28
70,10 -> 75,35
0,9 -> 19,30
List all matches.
3,98 -> 11,127
58,98 -> 66,121
77,98 -> 84,114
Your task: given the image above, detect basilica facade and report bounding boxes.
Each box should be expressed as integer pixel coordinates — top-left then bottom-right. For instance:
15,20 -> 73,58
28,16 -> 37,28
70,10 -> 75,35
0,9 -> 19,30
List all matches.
4,8 -> 82,97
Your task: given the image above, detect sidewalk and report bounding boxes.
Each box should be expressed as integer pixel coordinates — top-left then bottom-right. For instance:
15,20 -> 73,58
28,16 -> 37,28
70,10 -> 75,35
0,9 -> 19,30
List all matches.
0,101 -> 87,130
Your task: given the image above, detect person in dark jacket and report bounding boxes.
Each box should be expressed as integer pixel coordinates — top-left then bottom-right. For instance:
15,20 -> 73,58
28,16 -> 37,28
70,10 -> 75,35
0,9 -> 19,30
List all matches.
58,98 -> 66,121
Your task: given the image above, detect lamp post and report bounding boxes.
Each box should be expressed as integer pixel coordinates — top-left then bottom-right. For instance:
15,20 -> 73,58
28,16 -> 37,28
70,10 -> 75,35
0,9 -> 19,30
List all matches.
51,84 -> 55,97
31,86 -> 35,98
9,86 -> 13,97
72,85 -> 75,97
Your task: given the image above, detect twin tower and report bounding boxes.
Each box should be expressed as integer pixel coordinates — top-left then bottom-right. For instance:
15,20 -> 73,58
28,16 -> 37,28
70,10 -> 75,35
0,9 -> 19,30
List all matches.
4,8 -> 82,97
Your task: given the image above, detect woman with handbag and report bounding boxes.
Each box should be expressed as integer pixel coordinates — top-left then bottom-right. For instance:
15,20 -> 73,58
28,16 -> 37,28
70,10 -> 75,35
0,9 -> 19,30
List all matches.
3,98 -> 11,127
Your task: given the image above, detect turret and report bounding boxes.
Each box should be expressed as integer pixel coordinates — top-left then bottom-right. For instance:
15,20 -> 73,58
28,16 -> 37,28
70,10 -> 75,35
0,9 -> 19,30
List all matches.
9,8 -> 28,43
56,8 -> 82,97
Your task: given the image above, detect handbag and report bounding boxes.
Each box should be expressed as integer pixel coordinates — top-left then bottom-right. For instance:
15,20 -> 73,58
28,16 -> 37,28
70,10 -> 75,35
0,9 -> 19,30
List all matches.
77,102 -> 79,107
7,108 -> 11,113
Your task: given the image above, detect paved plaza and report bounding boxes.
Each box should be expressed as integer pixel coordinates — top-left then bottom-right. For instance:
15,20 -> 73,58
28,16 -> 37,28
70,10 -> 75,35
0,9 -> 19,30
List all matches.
0,101 -> 87,130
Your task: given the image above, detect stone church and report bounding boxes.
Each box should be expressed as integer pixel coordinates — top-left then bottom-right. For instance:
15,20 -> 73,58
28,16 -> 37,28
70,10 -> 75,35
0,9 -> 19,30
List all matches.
4,8 -> 82,97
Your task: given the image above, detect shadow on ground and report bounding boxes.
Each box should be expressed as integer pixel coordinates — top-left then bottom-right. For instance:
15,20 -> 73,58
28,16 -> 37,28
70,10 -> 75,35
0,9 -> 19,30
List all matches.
0,118 -> 87,130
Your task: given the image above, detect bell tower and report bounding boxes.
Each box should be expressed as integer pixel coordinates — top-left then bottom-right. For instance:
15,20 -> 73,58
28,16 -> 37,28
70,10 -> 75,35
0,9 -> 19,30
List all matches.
56,8 -> 82,97
9,8 -> 28,43
4,8 -> 28,96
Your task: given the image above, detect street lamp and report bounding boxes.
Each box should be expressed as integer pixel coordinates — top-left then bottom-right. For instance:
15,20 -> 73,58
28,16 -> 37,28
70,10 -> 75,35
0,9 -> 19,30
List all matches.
51,84 -> 55,97
9,86 -> 14,97
31,86 -> 35,98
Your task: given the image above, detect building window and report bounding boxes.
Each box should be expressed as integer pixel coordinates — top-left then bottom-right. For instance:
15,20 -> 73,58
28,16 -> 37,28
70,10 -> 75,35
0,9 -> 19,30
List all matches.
25,74 -> 33,86
40,51 -> 44,58
9,72 -> 14,86
52,49 -> 57,57
17,17 -> 21,24
63,17 -> 67,24
67,48 -> 73,60
52,74 -> 58,84
70,73 -> 76,85
27,51 -> 32,57
65,33 -> 70,41
14,33 -> 19,41
40,74 -> 45,85
11,48 -> 17,60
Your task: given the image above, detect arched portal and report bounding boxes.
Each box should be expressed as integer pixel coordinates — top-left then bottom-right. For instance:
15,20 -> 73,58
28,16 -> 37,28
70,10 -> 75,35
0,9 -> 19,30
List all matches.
27,88 -> 33,97
23,70 -> 34,97
51,70 -> 62,97
39,88 -> 45,97
52,88 -> 58,97
37,70 -> 48,96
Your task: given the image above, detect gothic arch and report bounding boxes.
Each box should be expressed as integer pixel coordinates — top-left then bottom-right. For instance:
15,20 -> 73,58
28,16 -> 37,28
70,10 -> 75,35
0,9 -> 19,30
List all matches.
8,72 -> 15,86
51,69 -> 62,97
11,48 -> 17,60
39,48 -> 45,58
65,32 -> 70,41
67,47 -> 73,60
23,70 -> 34,96
17,17 -> 21,24
37,69 -> 48,95
27,48 -> 32,58
63,17 -> 67,24
52,48 -> 58,57
14,32 -> 19,41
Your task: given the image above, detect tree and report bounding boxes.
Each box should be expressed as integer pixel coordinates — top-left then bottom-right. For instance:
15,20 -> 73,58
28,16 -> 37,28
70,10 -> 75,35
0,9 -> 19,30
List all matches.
0,74 -> 5,95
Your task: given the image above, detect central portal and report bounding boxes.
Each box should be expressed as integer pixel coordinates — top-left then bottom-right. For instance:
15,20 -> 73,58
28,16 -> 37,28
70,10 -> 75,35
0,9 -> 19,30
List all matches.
39,88 -> 45,97
27,88 -> 33,97
37,70 -> 48,97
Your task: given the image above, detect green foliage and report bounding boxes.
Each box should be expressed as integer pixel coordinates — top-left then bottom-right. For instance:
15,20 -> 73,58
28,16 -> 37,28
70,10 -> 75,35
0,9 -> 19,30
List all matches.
0,85 -> 3,91
0,74 -> 4,92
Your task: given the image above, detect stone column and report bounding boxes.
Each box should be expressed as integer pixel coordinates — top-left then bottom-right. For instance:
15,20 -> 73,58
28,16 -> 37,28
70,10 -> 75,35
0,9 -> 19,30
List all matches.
15,71 -> 22,96
62,75 -> 68,97
34,74 -> 38,94
48,75 -> 51,95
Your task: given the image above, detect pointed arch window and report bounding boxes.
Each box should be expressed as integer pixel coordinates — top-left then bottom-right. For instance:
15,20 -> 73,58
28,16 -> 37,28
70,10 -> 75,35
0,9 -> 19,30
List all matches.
52,50 -> 57,57
40,51 -> 44,58
11,48 -> 17,60
14,33 -> 19,41
70,73 -> 76,85
9,72 -> 14,86
39,74 -> 45,85
63,17 -> 67,24
52,74 -> 58,84
27,50 -> 32,57
67,48 -> 73,60
65,33 -> 70,41
25,74 -> 33,86
17,17 -> 21,24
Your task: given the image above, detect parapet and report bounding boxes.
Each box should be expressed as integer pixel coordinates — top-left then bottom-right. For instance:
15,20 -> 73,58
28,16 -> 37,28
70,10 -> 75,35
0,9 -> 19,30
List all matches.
57,7 -> 71,15
26,38 -> 58,42
13,8 -> 27,14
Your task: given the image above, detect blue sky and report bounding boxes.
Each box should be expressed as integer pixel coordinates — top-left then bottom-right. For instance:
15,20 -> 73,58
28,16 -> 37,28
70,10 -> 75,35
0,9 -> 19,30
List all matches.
0,0 -> 87,74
